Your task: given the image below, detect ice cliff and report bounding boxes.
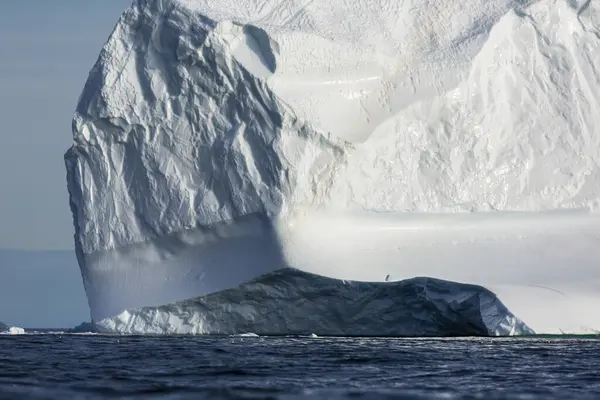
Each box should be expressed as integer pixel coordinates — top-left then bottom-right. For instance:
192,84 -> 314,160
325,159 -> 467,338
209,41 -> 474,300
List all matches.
66,0 -> 600,333
97,269 -> 533,336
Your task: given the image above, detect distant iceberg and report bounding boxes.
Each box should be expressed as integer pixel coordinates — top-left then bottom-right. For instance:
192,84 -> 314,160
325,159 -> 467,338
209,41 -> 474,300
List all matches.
69,321 -> 98,334
8,327 -> 25,335
0,322 -> 24,335
0,326 -> 25,335
96,269 -> 533,336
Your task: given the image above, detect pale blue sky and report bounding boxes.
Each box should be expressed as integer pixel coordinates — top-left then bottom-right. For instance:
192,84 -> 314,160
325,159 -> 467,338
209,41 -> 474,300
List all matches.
0,1 -> 129,250
0,249 -> 87,328
0,1 -> 131,327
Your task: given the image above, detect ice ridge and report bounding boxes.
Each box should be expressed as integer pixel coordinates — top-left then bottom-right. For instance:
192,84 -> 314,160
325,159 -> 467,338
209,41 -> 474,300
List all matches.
97,268 -> 534,336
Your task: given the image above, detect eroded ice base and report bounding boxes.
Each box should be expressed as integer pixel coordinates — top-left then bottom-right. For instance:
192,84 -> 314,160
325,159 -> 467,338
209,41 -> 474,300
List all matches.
87,210 -> 600,335
82,214 -> 286,322
97,268 -> 533,336
283,209 -> 600,334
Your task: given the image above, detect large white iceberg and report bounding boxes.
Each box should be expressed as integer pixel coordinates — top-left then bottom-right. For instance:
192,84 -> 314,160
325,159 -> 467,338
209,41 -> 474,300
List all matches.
66,0 -> 600,334
0,326 -> 25,335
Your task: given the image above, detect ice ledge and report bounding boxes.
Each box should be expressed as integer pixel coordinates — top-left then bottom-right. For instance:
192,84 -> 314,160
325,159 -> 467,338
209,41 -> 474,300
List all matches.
96,268 -> 534,336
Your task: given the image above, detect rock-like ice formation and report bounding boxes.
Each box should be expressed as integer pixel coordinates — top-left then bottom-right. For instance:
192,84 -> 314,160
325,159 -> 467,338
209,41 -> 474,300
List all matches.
66,0 -> 600,334
97,269 -> 533,336
0,321 -> 7,332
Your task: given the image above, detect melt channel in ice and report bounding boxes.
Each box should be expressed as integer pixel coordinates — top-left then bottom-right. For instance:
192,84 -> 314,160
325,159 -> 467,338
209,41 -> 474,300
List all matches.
65,0 -> 600,335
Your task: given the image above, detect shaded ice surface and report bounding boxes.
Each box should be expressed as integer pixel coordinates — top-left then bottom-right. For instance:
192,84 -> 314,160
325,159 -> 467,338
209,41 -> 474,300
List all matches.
65,0 -> 600,334
97,268 -> 533,336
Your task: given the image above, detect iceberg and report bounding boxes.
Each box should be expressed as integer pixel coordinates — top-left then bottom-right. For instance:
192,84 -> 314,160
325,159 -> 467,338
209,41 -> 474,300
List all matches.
0,326 -> 25,335
8,327 -> 25,335
69,321 -> 98,334
96,268 -> 533,336
65,0 -> 600,334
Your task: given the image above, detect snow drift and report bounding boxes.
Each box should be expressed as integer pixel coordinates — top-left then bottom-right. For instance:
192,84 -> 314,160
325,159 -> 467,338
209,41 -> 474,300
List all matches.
97,268 -> 533,336
65,0 -> 600,334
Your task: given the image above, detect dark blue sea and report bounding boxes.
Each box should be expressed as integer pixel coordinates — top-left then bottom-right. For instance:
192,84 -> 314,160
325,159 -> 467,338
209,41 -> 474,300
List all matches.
1,334 -> 599,399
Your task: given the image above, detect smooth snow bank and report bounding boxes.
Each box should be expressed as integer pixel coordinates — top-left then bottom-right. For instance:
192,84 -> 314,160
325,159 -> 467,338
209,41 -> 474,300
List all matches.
66,0 -> 600,330
96,269 -> 533,336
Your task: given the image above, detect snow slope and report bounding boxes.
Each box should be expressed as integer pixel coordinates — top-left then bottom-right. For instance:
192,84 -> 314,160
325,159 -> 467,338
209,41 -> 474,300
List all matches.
65,0 -> 600,333
97,268 -> 533,336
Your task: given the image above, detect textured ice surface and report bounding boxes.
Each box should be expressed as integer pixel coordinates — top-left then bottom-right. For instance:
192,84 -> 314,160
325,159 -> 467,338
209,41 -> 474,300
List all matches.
65,0 -> 600,332
97,269 -> 533,336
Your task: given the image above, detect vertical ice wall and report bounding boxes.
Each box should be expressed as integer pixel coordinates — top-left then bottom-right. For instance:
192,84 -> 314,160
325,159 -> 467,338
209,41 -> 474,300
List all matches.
65,0 -> 346,320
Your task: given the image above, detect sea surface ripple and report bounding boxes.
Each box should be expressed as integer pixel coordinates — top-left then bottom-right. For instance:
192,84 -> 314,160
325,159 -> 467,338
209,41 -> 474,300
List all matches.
1,335 -> 599,399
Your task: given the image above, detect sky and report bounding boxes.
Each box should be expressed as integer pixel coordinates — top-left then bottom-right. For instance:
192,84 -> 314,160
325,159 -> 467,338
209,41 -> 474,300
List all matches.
0,1 -> 131,327
0,1 -> 129,251
0,250 -> 88,328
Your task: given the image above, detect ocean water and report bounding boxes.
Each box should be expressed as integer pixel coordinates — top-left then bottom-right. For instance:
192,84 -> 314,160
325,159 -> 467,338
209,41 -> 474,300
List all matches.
1,335 -> 599,399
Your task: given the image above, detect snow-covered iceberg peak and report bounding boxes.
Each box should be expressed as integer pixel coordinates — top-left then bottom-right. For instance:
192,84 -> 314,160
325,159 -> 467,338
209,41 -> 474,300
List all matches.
66,0 -> 600,331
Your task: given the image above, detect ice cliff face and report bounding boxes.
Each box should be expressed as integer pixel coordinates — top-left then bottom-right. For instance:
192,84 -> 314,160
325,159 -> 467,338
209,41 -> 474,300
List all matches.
66,0 -> 600,327
97,269 -> 533,336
